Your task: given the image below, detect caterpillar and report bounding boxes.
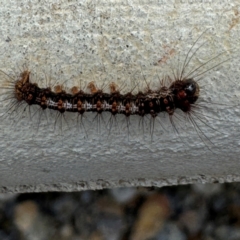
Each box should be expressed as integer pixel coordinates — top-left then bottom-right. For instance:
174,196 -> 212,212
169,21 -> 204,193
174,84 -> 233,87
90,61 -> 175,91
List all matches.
0,29 -> 232,147
13,70 -> 198,118
0,69 -> 199,141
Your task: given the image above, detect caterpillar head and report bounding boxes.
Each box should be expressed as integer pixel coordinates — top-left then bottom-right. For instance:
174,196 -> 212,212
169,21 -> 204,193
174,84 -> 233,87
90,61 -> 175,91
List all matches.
170,79 -> 200,112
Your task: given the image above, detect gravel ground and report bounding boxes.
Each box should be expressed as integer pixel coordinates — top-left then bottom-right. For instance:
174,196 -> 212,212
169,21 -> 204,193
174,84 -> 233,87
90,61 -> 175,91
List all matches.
0,183 -> 240,240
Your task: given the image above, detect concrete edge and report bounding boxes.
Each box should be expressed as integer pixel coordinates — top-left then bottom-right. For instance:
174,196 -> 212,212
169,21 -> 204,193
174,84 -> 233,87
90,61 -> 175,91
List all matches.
1,174 -> 239,193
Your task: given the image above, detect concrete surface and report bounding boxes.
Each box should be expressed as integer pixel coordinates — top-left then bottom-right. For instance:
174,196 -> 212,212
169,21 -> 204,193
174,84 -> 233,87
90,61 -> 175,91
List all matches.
0,0 -> 240,192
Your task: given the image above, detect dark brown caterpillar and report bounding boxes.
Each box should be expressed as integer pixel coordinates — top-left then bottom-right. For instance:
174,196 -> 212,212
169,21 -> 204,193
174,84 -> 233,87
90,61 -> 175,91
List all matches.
1,29 -> 231,145
13,70 -> 199,119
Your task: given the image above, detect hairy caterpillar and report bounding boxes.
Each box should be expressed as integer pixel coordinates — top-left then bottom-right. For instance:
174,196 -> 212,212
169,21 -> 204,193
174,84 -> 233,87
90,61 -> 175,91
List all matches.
0,29 -> 232,148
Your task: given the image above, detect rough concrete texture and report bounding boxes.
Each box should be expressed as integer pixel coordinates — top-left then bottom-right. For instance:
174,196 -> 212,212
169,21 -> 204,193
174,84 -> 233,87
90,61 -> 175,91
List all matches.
0,0 -> 240,193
